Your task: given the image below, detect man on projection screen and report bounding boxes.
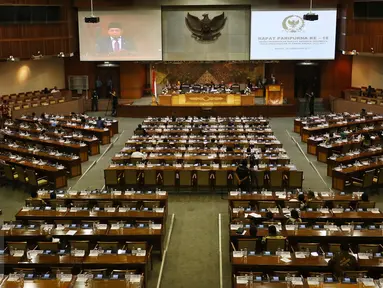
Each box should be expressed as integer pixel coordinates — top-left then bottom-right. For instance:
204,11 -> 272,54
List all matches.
96,22 -> 136,56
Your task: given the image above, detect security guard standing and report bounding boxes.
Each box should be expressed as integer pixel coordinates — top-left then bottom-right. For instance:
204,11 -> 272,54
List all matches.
91,89 -> 98,111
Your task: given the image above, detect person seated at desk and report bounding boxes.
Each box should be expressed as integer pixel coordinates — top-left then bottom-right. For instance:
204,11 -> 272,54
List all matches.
328,243 -> 357,278
362,133 -> 372,149
131,147 -> 144,158
96,117 -> 104,129
286,209 -> 302,225
367,85 -> 373,98
134,124 -> 146,136
42,87 -> 49,94
261,225 -> 285,244
360,108 -> 367,118
307,190 -> 317,201
40,113 -> 46,120
361,192 -> 369,202
324,132 -> 334,145
51,86 -> 60,93
297,193 -> 307,210
30,191 -> 47,205
264,211 -> 278,224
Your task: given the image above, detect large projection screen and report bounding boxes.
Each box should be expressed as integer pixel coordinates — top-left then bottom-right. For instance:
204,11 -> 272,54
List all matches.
250,9 -> 337,60
78,10 -> 162,61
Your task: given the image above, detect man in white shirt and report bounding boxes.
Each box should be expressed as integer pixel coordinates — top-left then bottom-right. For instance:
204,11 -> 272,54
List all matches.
131,147 -> 144,158
96,22 -> 136,55
51,86 -> 60,93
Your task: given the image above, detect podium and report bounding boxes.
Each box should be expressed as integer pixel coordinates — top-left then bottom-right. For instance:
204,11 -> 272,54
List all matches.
266,84 -> 284,105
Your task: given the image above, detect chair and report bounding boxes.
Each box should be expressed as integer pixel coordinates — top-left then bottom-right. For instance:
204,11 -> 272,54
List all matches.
297,243 -> 320,252
14,166 -> 28,185
238,239 -> 257,251
83,269 -> 108,277
287,171 -> 303,189
215,170 -> 228,190
252,170 -> 265,189
307,201 -> 324,209
96,241 -> 119,251
50,199 -> 66,209
28,220 -> 45,226
124,170 -> 137,186
357,201 -> 375,209
142,201 -> 160,209
258,201 -> 276,210
333,201 -> 350,209
232,201 -> 251,208
343,271 -> 368,278
284,201 -> 300,209
269,171 -> 283,189
69,240 -> 90,253
373,169 -> 383,186
358,244 -> 382,253
120,201 -> 138,208
25,198 -> 45,207
273,271 -> 300,277
105,170 -> 122,187
37,242 -> 59,252
265,238 -> 286,253
125,241 -> 154,270
3,163 -> 18,182
179,170 -> 192,186
97,201 -> 113,209
72,200 -> 89,208
54,220 -> 72,225
328,243 -> 341,253
163,170 -> 176,187
25,170 -> 48,189
7,241 -> 28,251
144,170 -> 156,186
346,169 -> 375,189
197,170 -> 210,188
51,267 -> 72,274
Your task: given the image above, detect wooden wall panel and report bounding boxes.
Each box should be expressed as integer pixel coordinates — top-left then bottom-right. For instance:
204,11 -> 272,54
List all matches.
320,53 -> 352,107
120,63 -> 147,99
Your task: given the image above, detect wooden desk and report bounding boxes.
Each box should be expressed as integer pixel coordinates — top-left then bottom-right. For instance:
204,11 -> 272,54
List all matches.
332,160 -> 383,190
0,155 -> 67,189
0,143 -> 82,178
15,208 -> 167,226
5,124 -> 100,156
17,118 -> 111,145
231,254 -> 383,274
3,132 -> 89,162
159,93 -> 243,106
234,280 -> 359,288
327,148 -> 383,177
301,118 -> 383,143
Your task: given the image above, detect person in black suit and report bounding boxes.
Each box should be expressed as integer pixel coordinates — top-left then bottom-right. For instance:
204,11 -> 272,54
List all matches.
96,22 -> 136,55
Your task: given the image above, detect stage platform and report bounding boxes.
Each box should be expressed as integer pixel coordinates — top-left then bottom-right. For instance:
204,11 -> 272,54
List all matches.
117,103 -> 297,118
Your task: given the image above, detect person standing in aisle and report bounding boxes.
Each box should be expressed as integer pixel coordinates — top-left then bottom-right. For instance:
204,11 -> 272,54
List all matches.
91,89 -> 99,112
111,90 -> 118,116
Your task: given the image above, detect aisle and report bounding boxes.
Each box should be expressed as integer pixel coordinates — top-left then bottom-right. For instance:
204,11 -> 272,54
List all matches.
269,117 -> 330,191
159,194 -> 231,288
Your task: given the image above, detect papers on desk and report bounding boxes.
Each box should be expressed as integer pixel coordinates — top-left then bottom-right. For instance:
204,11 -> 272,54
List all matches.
21,207 -> 31,212
311,252 -> 319,257
156,191 -> 166,196
57,207 -> 67,212
136,250 -> 146,257
233,251 -> 244,258
292,278 -> 304,285
360,278 -> 375,287
295,252 -> 307,258
341,225 -> 352,232
152,224 -> 162,230
236,276 -> 249,284
60,274 -> 72,282
1,225 -> 11,231
367,208 -> 380,214
79,191 -> 88,196
230,224 -> 243,230
105,207 -> 116,213
66,230 -> 77,236
111,224 -> 120,230
247,213 -> 261,218
307,278 -> 320,285
358,253 -> 372,260
319,208 -> 330,213
118,208 -> 128,213
154,207 -> 165,213
68,191 -> 78,196
285,225 -> 296,231
112,191 -> 122,196
89,250 -> 100,257
332,208 -> 343,214
230,191 -> 240,196
276,251 -> 291,258
12,250 -> 25,257
280,257 -> 292,263
96,224 -> 107,230
74,250 -> 85,257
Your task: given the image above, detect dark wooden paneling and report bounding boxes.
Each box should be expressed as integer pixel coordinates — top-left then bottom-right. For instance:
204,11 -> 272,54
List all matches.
0,0 -> 76,59
320,53 -> 352,107
120,62 -> 147,99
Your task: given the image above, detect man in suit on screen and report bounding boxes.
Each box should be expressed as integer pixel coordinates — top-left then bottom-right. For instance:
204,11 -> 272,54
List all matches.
96,22 -> 136,56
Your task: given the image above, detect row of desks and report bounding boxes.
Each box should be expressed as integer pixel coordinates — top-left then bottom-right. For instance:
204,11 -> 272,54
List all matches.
0,143 -> 82,178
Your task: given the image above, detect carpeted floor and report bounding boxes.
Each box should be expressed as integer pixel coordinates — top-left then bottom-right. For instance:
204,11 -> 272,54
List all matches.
1,115 -> 383,288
